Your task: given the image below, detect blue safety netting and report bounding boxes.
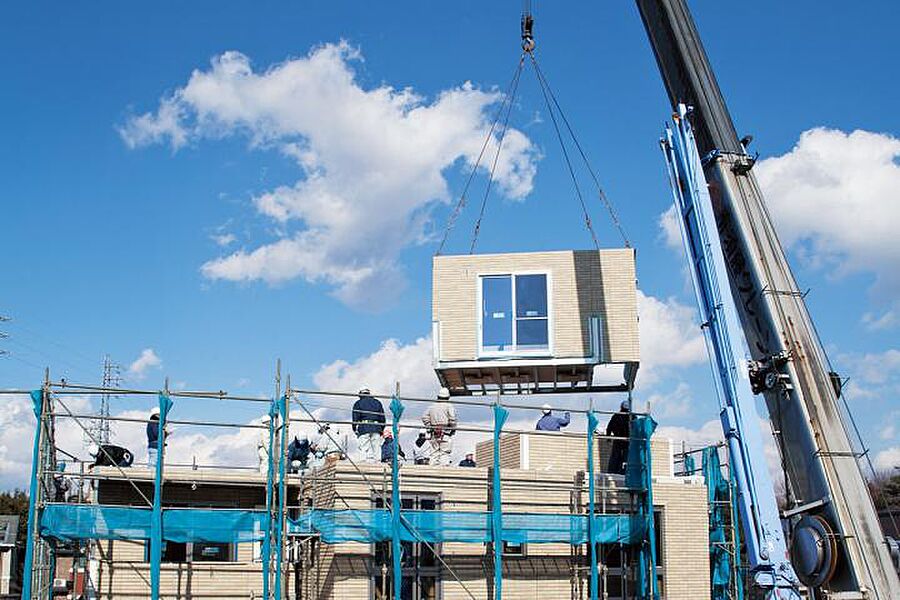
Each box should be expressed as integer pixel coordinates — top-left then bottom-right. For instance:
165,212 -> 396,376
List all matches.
703,446 -> 737,599
40,504 -> 267,544
287,509 -> 645,545
164,508 -> 267,543
41,504 -> 152,542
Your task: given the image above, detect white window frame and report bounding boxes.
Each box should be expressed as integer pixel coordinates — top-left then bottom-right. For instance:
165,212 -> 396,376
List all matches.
476,271 -> 553,358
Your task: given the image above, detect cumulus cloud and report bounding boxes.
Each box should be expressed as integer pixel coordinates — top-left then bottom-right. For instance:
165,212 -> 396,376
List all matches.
127,348 -> 162,379
756,128 -> 900,312
644,381 -> 693,419
658,204 -> 682,252
314,336 -> 436,400
861,310 -> 898,332
121,42 -> 539,310
635,290 -> 706,388
211,232 -> 236,247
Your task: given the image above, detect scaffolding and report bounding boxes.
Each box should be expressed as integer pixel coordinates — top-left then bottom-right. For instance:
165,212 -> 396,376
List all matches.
8,367 -> 661,600
675,444 -> 744,600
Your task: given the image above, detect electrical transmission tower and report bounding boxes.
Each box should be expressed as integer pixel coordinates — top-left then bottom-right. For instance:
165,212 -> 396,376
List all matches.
85,355 -> 121,446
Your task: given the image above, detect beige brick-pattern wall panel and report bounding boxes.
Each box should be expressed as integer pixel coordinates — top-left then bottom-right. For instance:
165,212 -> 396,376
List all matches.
433,249 -> 638,363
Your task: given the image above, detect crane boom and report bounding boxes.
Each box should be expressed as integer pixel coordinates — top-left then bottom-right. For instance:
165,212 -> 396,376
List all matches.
637,1 -> 900,598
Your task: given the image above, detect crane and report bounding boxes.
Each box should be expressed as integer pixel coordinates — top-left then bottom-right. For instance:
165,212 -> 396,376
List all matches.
637,1 -> 900,598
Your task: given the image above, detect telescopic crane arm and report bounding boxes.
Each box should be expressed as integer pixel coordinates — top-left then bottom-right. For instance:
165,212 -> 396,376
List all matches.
637,1 -> 900,598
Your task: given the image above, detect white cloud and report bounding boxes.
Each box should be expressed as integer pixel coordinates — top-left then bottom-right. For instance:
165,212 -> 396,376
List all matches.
644,381 -> 693,419
658,204 -> 682,252
120,97 -> 188,149
756,128 -> 900,310
122,42 -> 539,310
839,348 -> 900,386
656,419 -> 723,452
861,310 -> 897,332
314,336 -> 436,400
211,233 -> 236,247
127,348 -> 162,380
635,290 -> 706,387
874,446 -> 900,472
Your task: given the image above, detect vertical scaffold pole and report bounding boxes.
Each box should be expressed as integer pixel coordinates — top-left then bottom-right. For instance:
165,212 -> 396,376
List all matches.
151,390 -> 173,600
275,381 -> 288,599
389,387 -> 405,600
262,391 -> 278,600
587,406 -> 599,600
22,388 -> 46,600
491,397 -> 509,600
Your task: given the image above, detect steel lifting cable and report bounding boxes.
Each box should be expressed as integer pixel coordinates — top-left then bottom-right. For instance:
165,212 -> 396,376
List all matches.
469,56 -> 526,254
529,54 -> 631,248
436,54 -> 527,256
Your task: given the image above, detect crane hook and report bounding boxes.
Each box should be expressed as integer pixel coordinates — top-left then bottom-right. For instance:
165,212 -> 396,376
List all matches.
521,13 -> 535,52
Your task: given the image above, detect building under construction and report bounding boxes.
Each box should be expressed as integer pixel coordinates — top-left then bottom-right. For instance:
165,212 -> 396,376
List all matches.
10,247 -> 745,600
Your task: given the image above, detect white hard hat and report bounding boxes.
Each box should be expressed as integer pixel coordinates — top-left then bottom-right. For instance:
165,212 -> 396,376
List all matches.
418,429 -> 427,436
359,387 -> 371,395
438,387 -> 451,400
150,407 -> 160,417
542,403 -> 552,414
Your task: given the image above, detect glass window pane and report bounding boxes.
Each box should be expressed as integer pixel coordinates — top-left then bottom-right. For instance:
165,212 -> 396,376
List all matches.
192,542 -> 231,562
516,319 -> 548,349
515,274 -> 547,318
482,276 -> 512,350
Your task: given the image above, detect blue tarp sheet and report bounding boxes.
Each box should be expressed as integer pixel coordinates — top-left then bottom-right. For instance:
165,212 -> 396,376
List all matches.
287,509 -> 645,545
40,505 -> 266,544
41,504 -> 153,542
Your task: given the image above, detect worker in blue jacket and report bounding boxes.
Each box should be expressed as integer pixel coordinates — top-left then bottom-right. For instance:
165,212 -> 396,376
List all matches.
380,430 -> 405,464
535,404 -> 570,431
352,387 -> 385,463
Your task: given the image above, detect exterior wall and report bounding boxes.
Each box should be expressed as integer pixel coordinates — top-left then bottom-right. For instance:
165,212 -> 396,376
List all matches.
653,480 -> 711,600
303,462 -> 708,600
89,456 -> 708,600
475,432 -> 675,478
433,249 -> 639,363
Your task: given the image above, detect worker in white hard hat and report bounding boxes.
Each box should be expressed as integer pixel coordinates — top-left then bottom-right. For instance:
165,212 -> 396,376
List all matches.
421,387 -> 457,466
351,387 -> 385,463
535,403 -> 570,432
412,429 -> 430,465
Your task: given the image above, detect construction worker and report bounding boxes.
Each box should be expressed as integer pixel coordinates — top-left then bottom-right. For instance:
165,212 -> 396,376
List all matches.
311,423 -> 347,468
421,387 -> 457,466
146,407 -> 168,467
535,404 -> 570,431
352,387 -> 385,463
380,430 -> 405,464
606,400 -> 633,475
412,429 -> 430,465
287,434 -> 310,473
459,453 -> 476,468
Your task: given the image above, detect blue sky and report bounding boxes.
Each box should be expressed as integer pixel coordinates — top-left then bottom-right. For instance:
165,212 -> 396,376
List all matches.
1,1 -> 899,487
